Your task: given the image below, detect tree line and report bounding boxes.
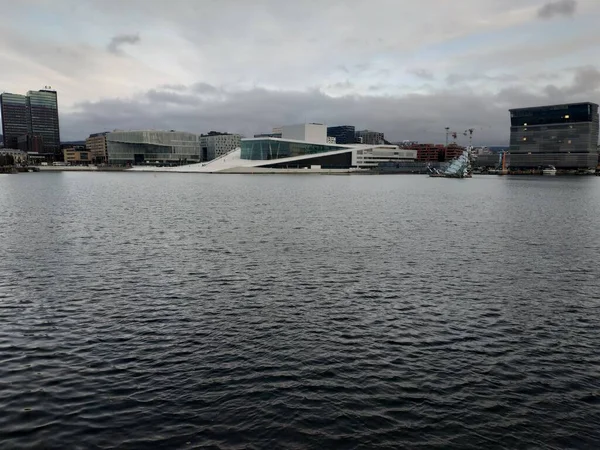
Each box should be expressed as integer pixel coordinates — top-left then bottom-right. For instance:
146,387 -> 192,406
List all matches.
0,154 -> 16,166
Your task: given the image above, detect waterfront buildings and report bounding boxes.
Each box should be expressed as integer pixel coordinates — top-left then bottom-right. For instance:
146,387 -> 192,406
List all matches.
106,130 -> 202,165
86,132 -> 109,163
0,89 -> 60,156
200,132 -> 241,161
509,102 -> 599,169
64,146 -> 92,165
327,125 -> 356,145
135,123 -> 416,173
355,129 -> 385,145
352,146 -> 417,168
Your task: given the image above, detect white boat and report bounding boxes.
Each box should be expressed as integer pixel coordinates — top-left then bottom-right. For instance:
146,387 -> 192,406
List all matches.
542,165 -> 557,176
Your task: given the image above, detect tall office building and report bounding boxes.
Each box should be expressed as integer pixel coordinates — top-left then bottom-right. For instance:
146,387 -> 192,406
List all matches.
509,102 -> 599,169
0,93 -> 30,149
0,89 -> 60,155
28,89 -> 60,155
327,125 -> 356,145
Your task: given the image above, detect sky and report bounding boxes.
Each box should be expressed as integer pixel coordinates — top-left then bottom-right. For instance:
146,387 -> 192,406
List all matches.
1,0 -> 599,145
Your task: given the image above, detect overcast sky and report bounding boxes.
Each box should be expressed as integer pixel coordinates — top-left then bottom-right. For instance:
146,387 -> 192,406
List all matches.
1,0 -> 599,145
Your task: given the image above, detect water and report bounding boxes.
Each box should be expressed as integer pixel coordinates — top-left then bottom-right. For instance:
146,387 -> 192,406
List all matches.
1,172 -> 600,449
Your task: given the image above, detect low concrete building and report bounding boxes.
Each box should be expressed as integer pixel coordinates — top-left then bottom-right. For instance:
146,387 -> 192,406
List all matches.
352,145 -> 417,168
356,129 -> 385,145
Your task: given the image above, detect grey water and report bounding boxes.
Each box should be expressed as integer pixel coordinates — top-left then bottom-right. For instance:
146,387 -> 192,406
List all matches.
1,172 -> 600,449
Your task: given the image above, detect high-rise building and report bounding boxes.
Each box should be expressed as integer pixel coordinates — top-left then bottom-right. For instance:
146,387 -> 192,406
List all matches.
509,102 -> 599,169
355,129 -> 385,145
1,93 -> 30,149
0,89 -> 60,156
27,90 -> 60,155
327,125 -> 356,144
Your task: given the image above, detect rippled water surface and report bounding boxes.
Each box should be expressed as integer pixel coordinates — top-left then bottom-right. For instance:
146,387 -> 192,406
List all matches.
1,172 -> 600,449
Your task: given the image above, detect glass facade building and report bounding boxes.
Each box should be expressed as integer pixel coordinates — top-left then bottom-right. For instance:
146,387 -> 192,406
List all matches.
509,102 -> 599,169
27,90 -> 60,154
240,138 -> 351,160
107,130 -> 202,165
0,93 -> 30,149
0,89 -> 60,155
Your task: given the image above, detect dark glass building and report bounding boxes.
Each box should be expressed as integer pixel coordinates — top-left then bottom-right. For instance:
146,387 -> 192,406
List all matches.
1,93 -> 30,149
509,102 -> 599,169
327,125 -> 356,144
28,90 -> 60,155
0,89 -> 60,156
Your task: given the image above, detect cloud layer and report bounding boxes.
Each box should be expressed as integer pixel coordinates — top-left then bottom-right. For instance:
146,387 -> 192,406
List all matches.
538,0 -> 578,19
107,33 -> 141,55
0,0 -> 598,145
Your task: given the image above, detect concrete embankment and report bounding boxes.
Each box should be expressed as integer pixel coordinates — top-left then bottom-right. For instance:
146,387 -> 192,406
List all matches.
38,166 -> 127,172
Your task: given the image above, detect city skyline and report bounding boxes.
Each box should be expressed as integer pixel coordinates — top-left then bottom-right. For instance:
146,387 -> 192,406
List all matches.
1,0 -> 600,144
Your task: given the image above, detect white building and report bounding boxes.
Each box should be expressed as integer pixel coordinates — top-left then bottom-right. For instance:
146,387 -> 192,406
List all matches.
281,123 -> 327,144
351,146 -> 417,168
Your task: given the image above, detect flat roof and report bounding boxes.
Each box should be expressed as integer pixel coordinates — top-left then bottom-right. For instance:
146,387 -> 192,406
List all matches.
510,102 -> 599,112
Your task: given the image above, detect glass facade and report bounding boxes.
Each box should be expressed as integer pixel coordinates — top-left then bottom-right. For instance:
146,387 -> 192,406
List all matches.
27,90 -> 60,154
240,139 -> 350,160
327,125 -> 356,145
510,103 -> 595,126
107,130 -> 202,164
0,90 -> 60,155
0,94 -> 30,149
509,102 -> 599,168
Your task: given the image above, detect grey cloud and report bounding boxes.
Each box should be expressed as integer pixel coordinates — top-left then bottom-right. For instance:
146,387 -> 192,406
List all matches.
107,33 -> 141,54
408,68 -> 435,80
160,84 -> 188,92
566,66 -> 600,95
60,68 -> 600,146
145,89 -> 200,106
446,73 -> 519,85
191,82 -> 220,94
537,0 -> 577,19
